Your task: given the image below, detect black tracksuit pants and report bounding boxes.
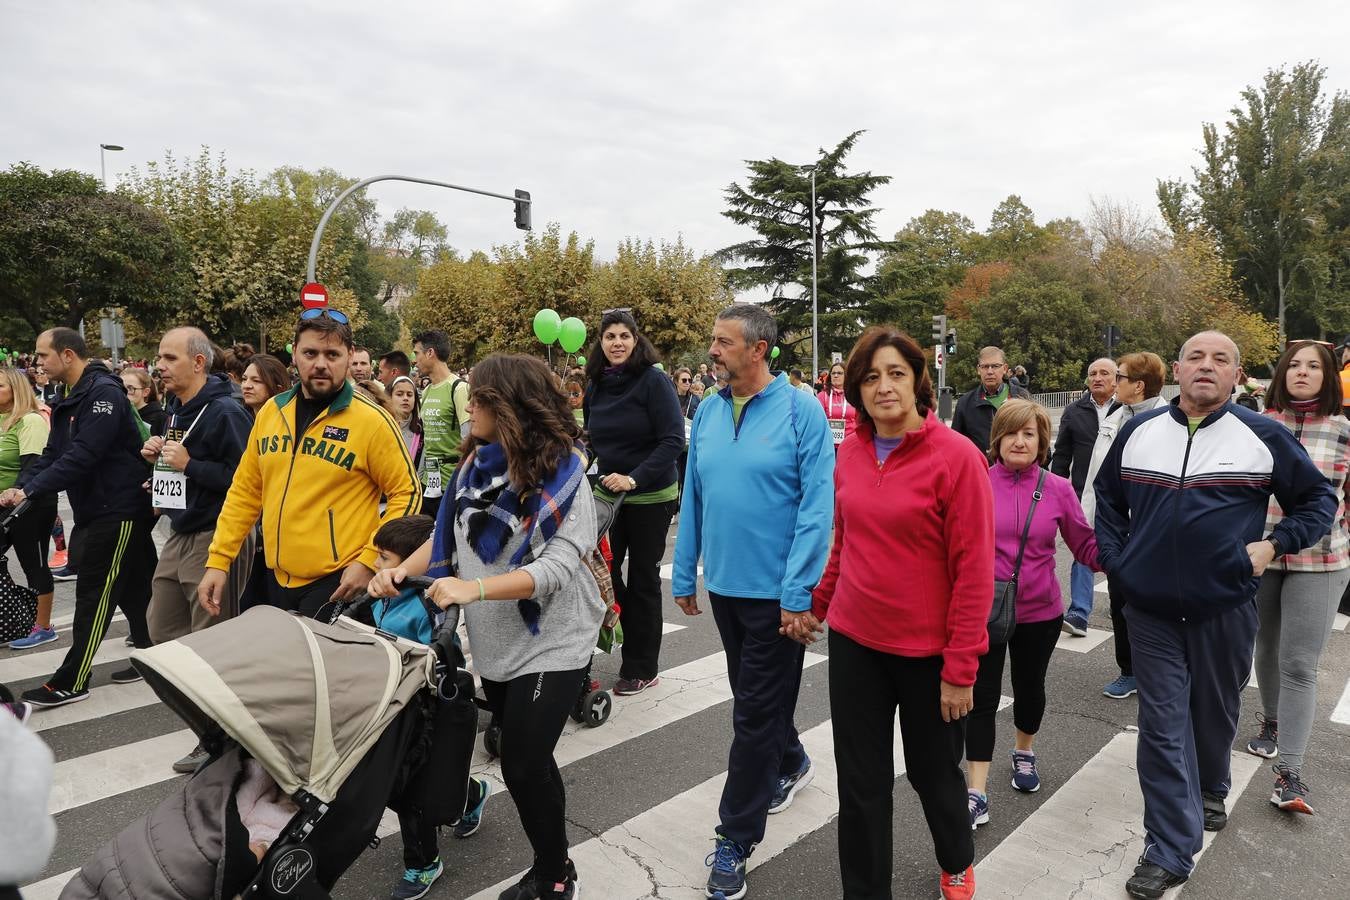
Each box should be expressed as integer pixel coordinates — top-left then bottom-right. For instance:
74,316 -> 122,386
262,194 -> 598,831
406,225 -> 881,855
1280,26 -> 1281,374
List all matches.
49,515 -> 154,692
1107,573 -> 1133,676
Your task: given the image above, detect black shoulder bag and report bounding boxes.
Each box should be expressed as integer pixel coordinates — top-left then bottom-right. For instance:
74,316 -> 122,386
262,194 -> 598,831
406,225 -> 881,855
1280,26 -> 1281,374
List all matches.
988,468 -> 1046,645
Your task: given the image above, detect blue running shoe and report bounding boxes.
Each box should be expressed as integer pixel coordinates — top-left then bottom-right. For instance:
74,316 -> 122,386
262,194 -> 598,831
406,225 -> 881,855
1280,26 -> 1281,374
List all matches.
9,625 -> 58,650
1011,749 -> 1040,793
768,755 -> 814,814
1103,674 -> 1137,699
454,777 -> 491,838
705,834 -> 748,899
967,789 -> 989,829
390,859 -> 443,900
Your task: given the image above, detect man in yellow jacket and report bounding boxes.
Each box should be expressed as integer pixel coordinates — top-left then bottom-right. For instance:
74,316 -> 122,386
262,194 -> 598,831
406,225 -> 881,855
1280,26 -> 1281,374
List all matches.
198,311 -> 420,618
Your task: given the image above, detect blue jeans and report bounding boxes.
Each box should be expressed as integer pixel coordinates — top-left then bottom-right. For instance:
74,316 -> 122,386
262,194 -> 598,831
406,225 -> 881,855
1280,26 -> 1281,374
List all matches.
1066,561 -> 1095,622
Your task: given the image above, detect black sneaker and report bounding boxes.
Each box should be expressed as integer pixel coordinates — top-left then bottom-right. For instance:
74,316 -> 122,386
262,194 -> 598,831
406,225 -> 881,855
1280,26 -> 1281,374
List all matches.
1271,764 -> 1314,815
1125,858 -> 1187,899
1201,791 -> 1227,831
21,684 -> 89,708
51,565 -> 79,582
111,667 -> 143,684
496,859 -> 577,900
1245,713 -> 1278,759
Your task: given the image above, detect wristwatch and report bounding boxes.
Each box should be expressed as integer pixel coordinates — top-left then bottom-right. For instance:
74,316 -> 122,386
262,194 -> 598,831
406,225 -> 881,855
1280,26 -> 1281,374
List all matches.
628,475 -> 637,491
1266,535 -> 1284,558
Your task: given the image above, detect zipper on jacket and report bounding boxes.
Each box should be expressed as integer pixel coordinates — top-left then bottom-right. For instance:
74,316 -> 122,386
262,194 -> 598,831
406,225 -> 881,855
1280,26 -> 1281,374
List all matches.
1294,411 -> 1305,443
1171,429 -> 1196,620
272,401 -> 337,578
731,393 -> 762,441
327,509 -> 339,562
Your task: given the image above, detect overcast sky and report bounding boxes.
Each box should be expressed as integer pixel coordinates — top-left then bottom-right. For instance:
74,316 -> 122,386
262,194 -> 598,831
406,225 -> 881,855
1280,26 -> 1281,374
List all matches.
4,1 -> 1347,263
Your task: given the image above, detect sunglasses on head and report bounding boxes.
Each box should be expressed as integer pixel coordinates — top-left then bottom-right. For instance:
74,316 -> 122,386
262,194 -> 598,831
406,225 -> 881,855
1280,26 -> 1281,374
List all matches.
1286,339 -> 1334,349
299,307 -> 350,325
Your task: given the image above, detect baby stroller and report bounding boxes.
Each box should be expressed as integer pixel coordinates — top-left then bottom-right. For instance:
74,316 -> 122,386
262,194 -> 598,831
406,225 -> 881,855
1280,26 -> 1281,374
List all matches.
0,499 -> 40,643
60,578 -> 477,899
481,492 -> 624,758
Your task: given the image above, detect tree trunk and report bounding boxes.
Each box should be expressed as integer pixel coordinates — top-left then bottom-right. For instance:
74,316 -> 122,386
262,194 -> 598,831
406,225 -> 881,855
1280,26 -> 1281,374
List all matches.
1277,262 -> 1286,346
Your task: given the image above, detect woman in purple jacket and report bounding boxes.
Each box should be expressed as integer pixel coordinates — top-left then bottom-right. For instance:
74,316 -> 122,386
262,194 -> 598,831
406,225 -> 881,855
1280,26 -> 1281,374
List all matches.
966,399 -> 1100,830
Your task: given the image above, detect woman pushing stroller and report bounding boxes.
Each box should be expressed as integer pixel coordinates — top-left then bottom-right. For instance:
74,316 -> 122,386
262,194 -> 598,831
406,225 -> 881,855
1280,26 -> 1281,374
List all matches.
369,352 -> 603,900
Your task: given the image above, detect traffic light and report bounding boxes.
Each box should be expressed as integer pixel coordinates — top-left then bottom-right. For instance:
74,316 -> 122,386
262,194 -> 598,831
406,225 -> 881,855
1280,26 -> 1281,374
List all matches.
931,314 -> 947,345
945,329 -> 957,356
513,189 -> 532,231
1104,324 -> 1122,352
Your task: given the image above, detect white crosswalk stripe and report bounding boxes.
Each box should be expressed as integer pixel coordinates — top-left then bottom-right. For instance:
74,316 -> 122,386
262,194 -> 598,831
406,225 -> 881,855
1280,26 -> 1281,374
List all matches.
10,597 -> 1344,900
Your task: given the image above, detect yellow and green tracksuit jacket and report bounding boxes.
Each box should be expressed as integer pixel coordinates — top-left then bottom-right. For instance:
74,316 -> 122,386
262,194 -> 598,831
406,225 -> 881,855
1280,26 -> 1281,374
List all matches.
206,381 -> 421,586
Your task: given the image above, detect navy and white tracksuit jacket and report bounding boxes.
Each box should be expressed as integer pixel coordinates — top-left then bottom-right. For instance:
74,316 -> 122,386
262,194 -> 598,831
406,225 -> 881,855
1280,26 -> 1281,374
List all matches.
1093,400 -> 1336,620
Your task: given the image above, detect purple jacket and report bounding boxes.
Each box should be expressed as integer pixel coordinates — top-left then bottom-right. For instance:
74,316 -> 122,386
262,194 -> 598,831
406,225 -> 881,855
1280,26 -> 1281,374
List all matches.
990,462 -> 1100,624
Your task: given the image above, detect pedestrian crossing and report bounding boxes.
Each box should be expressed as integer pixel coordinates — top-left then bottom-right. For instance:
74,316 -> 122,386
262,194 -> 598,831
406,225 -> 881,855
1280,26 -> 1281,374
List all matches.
8,593 -> 1350,900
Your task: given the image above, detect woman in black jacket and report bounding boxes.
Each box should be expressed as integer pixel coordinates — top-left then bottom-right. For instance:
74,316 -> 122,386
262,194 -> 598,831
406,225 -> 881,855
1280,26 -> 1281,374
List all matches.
583,310 -> 684,695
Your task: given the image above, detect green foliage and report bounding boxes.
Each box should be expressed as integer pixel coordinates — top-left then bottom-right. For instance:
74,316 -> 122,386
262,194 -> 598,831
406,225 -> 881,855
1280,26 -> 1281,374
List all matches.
718,131 -> 897,364
0,162 -> 185,338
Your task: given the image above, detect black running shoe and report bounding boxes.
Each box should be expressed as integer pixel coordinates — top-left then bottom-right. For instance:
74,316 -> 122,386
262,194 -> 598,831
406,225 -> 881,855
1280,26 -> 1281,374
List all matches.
1245,713 -> 1278,759
1271,764 -> 1314,815
1125,858 -> 1187,899
21,684 -> 89,708
1201,791 -> 1227,831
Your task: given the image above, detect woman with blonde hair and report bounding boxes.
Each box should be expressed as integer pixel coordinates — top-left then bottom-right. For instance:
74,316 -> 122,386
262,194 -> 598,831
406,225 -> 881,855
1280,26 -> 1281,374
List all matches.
1,368 -> 60,649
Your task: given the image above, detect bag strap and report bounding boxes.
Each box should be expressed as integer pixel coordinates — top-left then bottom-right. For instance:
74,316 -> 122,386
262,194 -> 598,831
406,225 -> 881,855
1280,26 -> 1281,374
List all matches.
1009,468 -> 1046,584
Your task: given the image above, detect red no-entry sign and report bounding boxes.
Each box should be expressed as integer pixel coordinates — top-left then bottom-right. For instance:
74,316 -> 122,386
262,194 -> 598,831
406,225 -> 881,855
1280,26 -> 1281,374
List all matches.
300,282 -> 329,309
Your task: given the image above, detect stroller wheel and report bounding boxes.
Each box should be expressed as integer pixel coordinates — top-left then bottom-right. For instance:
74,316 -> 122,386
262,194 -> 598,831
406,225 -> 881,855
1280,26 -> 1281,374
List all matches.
581,689 -> 612,728
484,722 -> 502,759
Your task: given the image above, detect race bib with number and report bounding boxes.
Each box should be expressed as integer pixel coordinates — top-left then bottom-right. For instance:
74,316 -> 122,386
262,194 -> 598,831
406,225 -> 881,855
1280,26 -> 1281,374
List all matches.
423,457 -> 443,498
152,463 -> 187,510
684,418 -> 693,443
829,418 -> 846,446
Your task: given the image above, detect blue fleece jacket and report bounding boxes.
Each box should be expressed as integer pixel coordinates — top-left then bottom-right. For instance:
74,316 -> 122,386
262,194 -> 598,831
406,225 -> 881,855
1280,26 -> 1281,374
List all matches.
1093,400 -> 1336,622
672,372 -> 835,611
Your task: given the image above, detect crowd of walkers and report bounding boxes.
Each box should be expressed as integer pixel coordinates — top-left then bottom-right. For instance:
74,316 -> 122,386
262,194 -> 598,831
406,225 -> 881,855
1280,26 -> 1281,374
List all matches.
2,307 -> 1349,900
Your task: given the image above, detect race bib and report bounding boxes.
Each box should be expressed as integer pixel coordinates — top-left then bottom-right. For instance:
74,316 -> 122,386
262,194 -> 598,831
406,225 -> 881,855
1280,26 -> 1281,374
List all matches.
152,463 -> 187,510
684,418 -> 693,443
423,457 -> 443,498
829,418 -> 846,446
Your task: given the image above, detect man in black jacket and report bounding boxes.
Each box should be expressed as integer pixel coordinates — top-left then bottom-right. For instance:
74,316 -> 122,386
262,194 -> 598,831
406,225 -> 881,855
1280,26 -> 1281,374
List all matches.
1050,357 -> 1118,635
950,346 -> 1029,453
0,328 -> 155,708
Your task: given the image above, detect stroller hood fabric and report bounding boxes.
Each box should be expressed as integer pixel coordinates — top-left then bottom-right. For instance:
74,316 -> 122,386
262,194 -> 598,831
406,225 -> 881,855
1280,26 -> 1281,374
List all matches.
130,605 -> 433,803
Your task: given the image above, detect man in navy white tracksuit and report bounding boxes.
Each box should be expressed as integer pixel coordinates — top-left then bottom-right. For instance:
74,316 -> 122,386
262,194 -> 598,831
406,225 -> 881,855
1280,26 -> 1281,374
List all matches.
1093,331 -> 1335,899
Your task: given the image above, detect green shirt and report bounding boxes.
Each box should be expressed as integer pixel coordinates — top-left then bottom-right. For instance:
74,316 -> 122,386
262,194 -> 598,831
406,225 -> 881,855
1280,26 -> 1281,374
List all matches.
0,413 -> 49,492
1188,416 -> 1204,437
732,394 -> 750,425
420,377 -> 471,477
984,384 -> 1010,408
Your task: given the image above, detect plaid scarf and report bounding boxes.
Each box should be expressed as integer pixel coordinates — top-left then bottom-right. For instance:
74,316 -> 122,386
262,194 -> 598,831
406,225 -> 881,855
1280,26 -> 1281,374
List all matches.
428,439 -> 589,634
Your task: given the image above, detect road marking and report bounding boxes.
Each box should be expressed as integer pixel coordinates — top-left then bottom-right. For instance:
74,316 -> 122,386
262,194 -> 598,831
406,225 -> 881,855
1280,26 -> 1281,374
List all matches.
467,717 -> 893,900
1055,627 -> 1113,654
48,729 -> 194,815
592,620 -> 686,655
49,611 -> 126,630
975,731 -> 1261,897
1335,612 -> 1348,633
1331,679 -> 1350,726
1095,580 -> 1109,595
659,563 -> 701,580
0,632 -> 132,683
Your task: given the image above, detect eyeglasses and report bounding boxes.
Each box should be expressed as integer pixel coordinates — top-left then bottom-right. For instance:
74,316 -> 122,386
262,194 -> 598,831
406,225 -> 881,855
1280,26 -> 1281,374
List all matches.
299,307 -> 350,325
1115,372 -> 1139,382
977,363 -> 1005,371
678,377 -> 691,383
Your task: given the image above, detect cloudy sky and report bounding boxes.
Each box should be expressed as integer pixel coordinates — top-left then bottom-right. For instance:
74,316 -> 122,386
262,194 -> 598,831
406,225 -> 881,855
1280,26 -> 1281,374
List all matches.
4,1 -> 1347,263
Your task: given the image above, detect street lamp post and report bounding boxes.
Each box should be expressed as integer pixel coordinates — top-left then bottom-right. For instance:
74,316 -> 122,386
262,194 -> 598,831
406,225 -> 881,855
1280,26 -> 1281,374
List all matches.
806,168 -> 819,385
99,143 -> 124,189
306,174 -> 532,284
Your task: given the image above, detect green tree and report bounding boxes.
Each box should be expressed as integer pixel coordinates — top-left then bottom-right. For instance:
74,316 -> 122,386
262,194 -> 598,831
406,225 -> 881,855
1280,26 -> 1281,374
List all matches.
1157,61 -> 1350,341
717,131 -> 897,364
0,163 -> 184,339
976,195 -> 1053,263
871,210 -> 978,338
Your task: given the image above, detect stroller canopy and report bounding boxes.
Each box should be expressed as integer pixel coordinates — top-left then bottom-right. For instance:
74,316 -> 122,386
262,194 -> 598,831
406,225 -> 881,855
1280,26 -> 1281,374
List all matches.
131,605 -> 432,803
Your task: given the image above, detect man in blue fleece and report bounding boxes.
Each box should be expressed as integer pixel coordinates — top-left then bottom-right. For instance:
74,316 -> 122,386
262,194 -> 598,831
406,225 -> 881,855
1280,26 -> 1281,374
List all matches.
672,303 -> 834,900
1094,331 -> 1336,900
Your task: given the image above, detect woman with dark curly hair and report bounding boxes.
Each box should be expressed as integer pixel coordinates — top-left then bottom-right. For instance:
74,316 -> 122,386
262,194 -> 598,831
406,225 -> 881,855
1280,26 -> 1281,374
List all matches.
370,353 -> 600,900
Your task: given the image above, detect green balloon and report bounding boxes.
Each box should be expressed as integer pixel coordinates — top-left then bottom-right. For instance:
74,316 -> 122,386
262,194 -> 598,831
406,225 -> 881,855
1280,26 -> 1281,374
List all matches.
285,343 -> 293,354
576,355 -> 586,366
654,362 -> 665,371
770,346 -> 781,359
558,317 -> 587,354
533,309 -> 562,345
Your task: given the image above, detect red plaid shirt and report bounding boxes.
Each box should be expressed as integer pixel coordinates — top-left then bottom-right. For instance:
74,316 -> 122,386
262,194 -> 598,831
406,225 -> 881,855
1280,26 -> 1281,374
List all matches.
1265,409 -> 1350,572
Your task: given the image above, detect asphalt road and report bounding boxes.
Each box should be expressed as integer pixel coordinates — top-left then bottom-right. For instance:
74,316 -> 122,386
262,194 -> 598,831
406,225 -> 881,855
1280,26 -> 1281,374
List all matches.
7,495 -> 1350,900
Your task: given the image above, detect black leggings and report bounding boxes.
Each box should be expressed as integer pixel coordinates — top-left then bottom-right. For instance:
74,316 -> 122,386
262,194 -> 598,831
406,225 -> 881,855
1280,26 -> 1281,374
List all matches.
480,667 -> 586,882
966,616 -> 1062,761
4,497 -> 57,595
609,500 -> 676,681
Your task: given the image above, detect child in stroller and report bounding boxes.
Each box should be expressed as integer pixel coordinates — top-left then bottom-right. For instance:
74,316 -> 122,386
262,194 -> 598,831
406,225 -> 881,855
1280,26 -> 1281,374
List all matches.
58,576 -> 478,899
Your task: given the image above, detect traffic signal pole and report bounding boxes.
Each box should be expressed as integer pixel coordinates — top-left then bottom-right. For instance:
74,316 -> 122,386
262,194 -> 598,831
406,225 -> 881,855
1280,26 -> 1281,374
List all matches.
305,174 -> 532,284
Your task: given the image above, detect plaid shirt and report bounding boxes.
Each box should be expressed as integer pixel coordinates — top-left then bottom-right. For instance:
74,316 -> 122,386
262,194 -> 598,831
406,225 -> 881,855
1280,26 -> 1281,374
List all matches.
1265,409 -> 1350,572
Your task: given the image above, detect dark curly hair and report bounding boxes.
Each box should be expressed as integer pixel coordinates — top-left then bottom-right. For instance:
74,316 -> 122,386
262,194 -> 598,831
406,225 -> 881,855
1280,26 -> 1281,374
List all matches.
464,354 -> 582,489
582,309 -> 661,382
842,326 -> 935,425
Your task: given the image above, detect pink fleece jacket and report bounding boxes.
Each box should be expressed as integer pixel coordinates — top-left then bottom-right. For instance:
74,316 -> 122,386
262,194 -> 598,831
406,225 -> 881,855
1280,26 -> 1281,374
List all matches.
989,461 -> 1100,623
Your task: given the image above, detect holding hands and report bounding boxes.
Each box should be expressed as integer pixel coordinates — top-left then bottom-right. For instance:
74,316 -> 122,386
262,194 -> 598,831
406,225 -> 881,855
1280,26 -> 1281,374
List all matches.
780,609 -> 824,645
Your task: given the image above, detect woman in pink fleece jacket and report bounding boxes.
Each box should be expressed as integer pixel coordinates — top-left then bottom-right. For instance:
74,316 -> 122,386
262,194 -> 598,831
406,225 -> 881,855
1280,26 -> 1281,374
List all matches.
966,399 -> 1100,831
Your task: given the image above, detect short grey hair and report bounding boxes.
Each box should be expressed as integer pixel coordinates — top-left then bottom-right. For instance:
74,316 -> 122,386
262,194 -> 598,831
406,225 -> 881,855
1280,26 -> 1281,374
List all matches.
1179,330 -> 1241,368
716,303 -> 777,350
168,326 -> 214,368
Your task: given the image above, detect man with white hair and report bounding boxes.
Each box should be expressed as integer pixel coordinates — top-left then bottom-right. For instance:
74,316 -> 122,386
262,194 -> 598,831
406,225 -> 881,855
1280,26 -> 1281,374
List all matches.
1050,357 -> 1118,635
1093,331 -> 1335,899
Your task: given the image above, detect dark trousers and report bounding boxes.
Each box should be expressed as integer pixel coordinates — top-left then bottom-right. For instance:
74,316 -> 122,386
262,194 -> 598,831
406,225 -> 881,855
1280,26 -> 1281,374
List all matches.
829,631 -> 973,898
265,569 -> 345,620
709,593 -> 808,850
480,667 -> 585,882
5,495 -> 57,595
1107,573 -> 1133,676
420,493 -> 443,522
1125,601 -> 1258,877
610,499 -> 675,681
967,616 -> 1062,761
50,515 -> 155,691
